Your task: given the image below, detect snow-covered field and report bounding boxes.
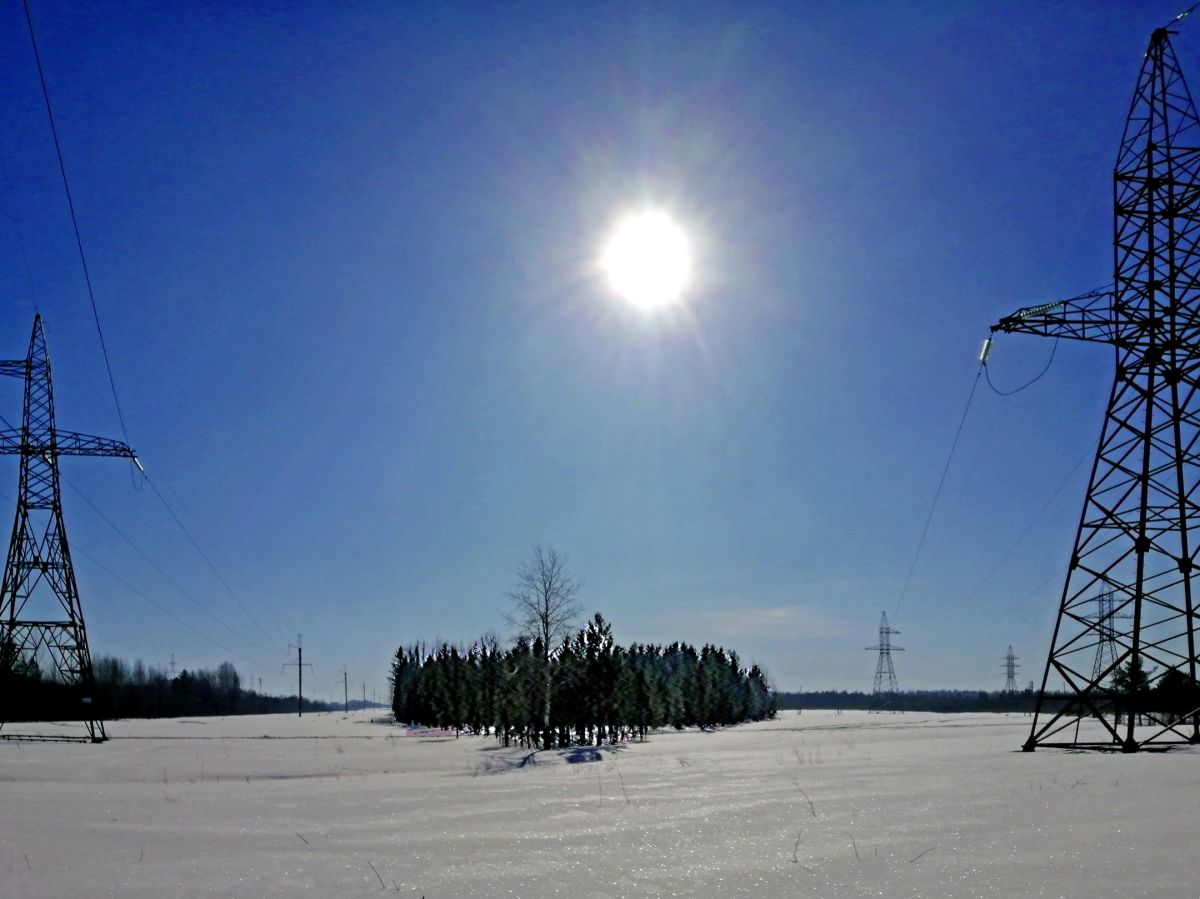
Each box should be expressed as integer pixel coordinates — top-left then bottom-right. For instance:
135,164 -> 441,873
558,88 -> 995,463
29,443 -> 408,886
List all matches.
0,709 -> 1196,898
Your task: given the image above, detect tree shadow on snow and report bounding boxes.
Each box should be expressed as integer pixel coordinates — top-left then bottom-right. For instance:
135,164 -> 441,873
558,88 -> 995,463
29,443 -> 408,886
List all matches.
563,746 -> 605,764
559,743 -> 626,764
475,748 -> 540,774
474,742 -> 625,775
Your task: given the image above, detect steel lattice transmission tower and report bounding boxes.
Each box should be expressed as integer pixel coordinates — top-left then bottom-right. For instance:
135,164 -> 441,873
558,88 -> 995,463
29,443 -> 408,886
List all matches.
989,25 -> 1200,751
0,316 -> 136,742
1090,590 -> 1131,683
1002,645 -> 1020,694
866,611 -> 903,711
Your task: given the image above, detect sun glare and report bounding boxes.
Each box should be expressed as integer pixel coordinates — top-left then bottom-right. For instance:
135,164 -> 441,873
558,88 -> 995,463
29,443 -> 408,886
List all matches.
601,211 -> 692,312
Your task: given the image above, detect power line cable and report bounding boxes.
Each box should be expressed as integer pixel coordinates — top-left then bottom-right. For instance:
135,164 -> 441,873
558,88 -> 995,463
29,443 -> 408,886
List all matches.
2,390 -> 285,658
974,319 -> 1105,620
21,0 -> 130,446
1169,2 -> 1200,28
60,473 -> 281,659
921,404 -> 998,568
72,542 -> 267,671
893,365 -> 982,619
0,482 -> 267,672
983,338 -> 1059,396
963,444 -> 1091,606
3,394 -> 284,647
987,563 -> 1069,627
141,466 -> 285,648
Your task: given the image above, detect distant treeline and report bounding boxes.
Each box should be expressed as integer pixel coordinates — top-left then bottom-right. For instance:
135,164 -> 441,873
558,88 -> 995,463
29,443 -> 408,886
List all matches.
391,612 -> 775,750
3,656 -> 333,722
779,664 -> 1200,716
776,689 -> 1040,714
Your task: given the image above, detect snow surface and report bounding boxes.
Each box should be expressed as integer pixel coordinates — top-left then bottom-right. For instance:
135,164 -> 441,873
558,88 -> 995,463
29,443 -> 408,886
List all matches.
0,710 -> 1196,898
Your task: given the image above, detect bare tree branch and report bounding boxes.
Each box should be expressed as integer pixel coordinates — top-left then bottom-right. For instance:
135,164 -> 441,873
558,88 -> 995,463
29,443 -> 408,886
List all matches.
505,545 -> 581,653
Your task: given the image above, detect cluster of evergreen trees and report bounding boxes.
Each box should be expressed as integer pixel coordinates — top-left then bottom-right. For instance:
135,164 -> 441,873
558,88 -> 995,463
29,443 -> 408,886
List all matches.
391,612 -> 775,749
1108,662 -> 1200,725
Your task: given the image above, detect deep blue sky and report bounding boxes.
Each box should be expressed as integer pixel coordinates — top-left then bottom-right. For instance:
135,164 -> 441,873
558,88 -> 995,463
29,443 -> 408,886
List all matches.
0,1 -> 1179,697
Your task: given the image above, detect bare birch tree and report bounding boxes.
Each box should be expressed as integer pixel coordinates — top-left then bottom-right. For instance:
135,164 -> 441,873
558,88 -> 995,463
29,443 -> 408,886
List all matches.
506,545 -> 581,747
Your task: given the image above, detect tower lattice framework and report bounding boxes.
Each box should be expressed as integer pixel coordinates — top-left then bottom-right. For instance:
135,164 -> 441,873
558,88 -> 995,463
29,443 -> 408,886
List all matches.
866,611 -> 903,711
991,26 -> 1200,751
0,315 -> 135,742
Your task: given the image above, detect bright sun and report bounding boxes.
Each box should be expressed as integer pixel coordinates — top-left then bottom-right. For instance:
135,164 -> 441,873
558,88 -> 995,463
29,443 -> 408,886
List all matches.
601,210 -> 692,311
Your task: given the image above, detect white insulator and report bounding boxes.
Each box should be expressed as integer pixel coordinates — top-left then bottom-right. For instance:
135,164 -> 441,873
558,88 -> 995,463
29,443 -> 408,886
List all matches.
979,337 -> 992,364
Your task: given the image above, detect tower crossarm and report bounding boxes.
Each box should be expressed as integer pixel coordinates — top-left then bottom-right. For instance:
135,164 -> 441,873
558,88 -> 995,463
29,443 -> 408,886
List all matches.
0,428 -> 136,459
0,360 -> 27,378
991,286 -> 1126,345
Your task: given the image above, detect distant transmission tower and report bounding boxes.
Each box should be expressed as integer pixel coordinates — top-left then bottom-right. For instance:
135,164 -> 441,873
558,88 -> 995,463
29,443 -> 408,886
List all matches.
0,316 -> 136,742
1090,590 -> 1130,683
866,611 -> 903,711
988,22 -> 1200,751
1002,645 -> 1019,693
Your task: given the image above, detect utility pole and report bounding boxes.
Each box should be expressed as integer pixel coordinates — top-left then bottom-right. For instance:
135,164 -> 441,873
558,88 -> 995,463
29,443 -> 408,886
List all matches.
0,315 -> 137,743
988,21 -> 1200,751
169,653 -> 176,678
282,635 -> 312,717
342,666 -> 348,713
362,681 -> 366,709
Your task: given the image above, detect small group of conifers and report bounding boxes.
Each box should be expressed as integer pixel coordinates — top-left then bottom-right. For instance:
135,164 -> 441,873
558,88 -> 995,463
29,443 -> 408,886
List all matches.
390,612 -> 775,750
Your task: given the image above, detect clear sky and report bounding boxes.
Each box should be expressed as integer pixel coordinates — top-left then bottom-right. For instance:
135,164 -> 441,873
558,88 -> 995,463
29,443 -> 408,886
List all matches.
0,1 -> 1181,698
